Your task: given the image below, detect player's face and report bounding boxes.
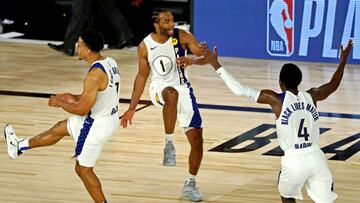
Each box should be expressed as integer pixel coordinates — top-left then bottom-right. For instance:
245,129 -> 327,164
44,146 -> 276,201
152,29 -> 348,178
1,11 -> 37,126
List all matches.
77,37 -> 90,60
157,12 -> 174,37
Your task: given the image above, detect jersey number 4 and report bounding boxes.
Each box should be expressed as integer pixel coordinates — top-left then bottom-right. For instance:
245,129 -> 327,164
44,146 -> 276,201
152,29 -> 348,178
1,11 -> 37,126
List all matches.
297,118 -> 309,141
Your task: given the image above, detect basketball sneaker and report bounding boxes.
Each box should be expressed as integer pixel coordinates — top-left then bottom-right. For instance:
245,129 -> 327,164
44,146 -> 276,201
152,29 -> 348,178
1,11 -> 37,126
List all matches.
163,141 -> 176,166
182,179 -> 203,202
4,124 -> 21,159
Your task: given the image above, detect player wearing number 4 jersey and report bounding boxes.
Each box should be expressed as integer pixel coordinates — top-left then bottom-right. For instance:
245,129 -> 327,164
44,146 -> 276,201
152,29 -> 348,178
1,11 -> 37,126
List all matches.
4,29 -> 120,203
201,39 -> 353,203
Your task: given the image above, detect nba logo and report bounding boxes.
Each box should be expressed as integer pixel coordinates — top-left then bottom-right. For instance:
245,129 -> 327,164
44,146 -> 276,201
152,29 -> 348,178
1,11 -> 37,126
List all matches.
267,0 -> 294,56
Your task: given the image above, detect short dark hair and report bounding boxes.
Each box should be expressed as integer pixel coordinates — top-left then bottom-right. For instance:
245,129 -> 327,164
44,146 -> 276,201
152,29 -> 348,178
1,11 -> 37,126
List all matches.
80,29 -> 104,52
279,63 -> 302,89
151,8 -> 171,24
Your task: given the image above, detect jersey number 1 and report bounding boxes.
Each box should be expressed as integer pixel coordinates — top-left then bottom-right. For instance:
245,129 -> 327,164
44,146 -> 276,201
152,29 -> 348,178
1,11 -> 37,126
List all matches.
297,118 -> 309,141
160,60 -> 165,72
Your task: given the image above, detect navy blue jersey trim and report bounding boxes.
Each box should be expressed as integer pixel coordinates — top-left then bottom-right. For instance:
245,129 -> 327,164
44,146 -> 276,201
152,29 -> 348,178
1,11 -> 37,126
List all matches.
173,28 -> 188,84
74,114 -> 94,157
90,62 -> 106,74
186,82 -> 202,128
279,92 -> 286,104
173,28 -> 185,57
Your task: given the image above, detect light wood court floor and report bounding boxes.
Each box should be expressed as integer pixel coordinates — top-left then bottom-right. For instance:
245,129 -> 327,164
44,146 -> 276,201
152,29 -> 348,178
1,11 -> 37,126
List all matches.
0,41 -> 359,202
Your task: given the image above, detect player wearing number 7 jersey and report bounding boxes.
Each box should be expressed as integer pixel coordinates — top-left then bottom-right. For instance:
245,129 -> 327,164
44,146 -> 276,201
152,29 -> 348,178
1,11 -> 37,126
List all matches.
4,29 -> 120,203
201,39 -> 353,203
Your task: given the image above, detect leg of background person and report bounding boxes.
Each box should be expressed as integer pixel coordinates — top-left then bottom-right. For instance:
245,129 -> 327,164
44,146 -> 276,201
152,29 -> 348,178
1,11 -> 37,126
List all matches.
97,0 -> 134,45
75,161 -> 106,203
185,128 -> 203,175
63,0 -> 93,51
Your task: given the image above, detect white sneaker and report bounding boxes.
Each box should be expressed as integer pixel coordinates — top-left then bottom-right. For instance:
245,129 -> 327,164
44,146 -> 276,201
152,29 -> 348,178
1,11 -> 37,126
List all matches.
4,124 -> 21,160
182,179 -> 203,202
163,141 -> 176,166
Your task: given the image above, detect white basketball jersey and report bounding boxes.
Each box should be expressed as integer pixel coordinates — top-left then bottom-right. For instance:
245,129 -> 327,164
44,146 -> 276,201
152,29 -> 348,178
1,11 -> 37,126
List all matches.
143,33 -> 188,86
89,57 -> 120,118
276,91 -> 320,151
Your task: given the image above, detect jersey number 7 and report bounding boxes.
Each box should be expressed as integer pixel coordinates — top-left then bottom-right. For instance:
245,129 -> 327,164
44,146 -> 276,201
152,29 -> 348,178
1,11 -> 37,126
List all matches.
115,82 -> 119,94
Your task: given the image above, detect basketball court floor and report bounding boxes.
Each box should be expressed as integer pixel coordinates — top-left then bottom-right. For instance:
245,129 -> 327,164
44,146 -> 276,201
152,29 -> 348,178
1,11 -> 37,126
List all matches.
0,40 -> 359,202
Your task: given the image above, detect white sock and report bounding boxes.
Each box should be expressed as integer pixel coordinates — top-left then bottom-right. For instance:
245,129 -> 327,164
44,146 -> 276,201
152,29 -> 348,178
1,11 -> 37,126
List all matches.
188,173 -> 196,182
18,139 -> 30,151
165,134 -> 173,143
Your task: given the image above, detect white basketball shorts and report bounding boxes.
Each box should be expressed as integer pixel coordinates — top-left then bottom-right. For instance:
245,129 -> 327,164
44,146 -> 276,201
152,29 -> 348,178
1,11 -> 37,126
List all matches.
149,81 -> 202,128
67,114 -> 119,167
278,145 -> 337,202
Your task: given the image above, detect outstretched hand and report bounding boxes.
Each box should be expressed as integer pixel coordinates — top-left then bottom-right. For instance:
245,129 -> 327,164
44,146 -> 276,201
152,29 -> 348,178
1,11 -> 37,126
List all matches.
48,93 -> 77,107
120,109 -> 135,128
200,42 -> 221,70
340,39 -> 353,63
58,93 -> 77,103
177,56 -> 193,68
48,95 -> 59,107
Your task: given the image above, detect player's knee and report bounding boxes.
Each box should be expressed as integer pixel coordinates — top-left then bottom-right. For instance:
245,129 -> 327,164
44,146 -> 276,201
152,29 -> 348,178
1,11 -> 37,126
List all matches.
75,164 -> 92,177
195,135 -> 203,149
75,164 -> 83,177
190,132 -> 203,149
50,120 -> 68,136
53,120 -> 66,128
162,87 -> 178,104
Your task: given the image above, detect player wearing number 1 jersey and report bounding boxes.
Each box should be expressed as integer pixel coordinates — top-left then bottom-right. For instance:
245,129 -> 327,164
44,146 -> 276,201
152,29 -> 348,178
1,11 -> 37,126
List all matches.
121,8 -> 211,202
201,40 -> 353,203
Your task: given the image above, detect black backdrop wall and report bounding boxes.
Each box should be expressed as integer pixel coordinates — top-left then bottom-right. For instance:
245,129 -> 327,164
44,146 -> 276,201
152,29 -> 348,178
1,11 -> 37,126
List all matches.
0,0 -> 190,45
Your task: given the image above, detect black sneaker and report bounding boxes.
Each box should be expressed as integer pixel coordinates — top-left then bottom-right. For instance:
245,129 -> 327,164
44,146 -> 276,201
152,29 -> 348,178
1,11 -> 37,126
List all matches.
108,39 -> 134,49
47,43 -> 75,56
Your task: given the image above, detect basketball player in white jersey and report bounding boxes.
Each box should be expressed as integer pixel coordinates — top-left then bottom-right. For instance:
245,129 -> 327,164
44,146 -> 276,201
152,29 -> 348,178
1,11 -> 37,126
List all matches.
120,8 -> 209,202
200,39 -> 352,203
4,29 -> 120,203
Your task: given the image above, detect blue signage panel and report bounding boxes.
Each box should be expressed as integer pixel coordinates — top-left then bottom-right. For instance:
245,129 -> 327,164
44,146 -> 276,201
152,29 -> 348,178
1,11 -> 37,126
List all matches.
194,0 -> 359,64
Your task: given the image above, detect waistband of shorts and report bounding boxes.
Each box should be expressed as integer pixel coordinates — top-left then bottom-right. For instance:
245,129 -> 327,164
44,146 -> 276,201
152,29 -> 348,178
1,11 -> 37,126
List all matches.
90,113 -> 118,120
284,145 -> 321,156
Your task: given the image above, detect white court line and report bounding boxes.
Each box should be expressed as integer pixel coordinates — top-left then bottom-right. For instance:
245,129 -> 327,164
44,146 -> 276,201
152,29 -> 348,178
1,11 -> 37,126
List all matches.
0,32 -> 24,39
0,37 -> 138,50
0,36 -> 60,45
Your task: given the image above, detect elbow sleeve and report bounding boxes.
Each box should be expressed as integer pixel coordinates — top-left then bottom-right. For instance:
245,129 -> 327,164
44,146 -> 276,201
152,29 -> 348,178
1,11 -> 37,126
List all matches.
216,67 -> 260,102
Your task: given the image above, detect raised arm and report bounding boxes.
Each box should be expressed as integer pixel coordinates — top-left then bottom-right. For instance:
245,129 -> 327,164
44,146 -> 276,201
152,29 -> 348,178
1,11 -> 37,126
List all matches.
121,41 -> 150,127
202,44 -> 283,117
307,39 -> 353,103
49,68 -> 106,116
